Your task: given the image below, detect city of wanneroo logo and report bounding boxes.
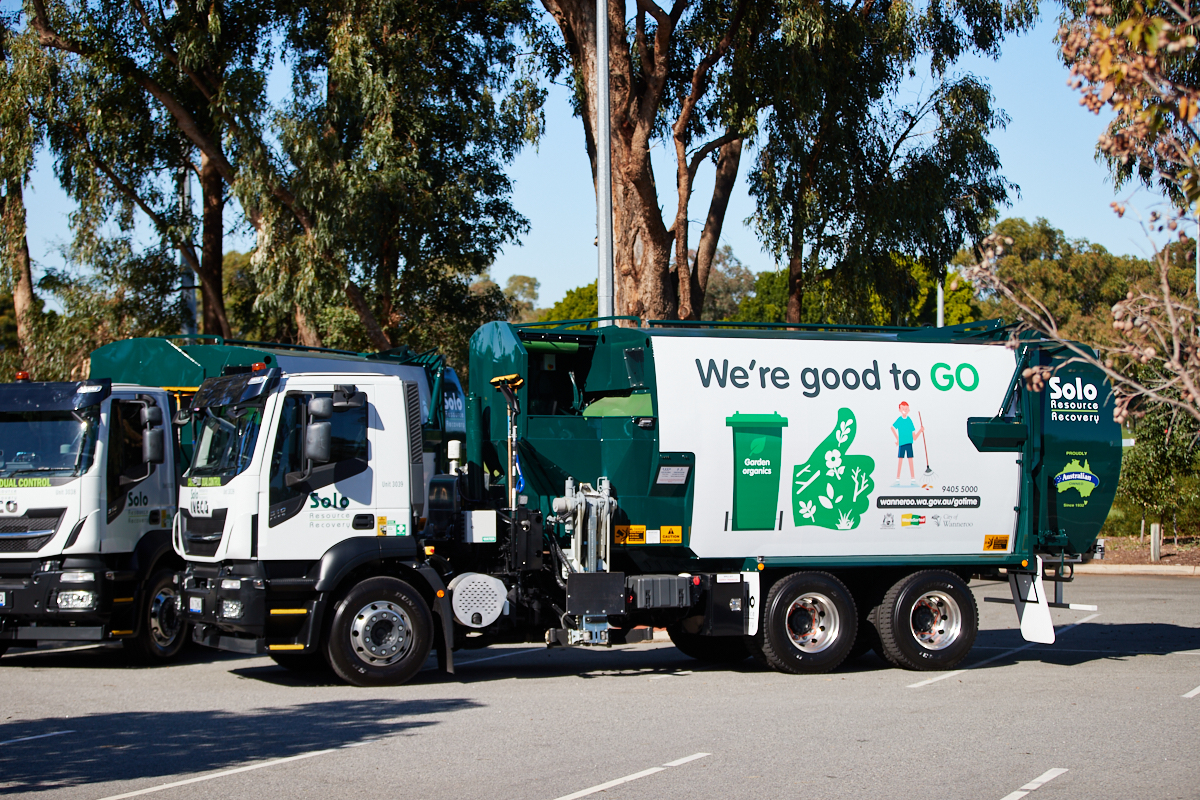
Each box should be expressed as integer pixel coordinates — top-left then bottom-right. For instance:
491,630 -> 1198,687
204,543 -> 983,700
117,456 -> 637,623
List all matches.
1054,459 -> 1099,498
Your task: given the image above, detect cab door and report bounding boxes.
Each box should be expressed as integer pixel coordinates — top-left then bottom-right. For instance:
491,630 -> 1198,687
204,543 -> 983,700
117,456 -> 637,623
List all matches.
102,394 -> 171,553
258,387 -> 375,561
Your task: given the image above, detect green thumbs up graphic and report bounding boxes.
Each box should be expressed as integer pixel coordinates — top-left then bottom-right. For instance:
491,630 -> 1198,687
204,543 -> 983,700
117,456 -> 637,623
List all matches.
792,409 -> 875,530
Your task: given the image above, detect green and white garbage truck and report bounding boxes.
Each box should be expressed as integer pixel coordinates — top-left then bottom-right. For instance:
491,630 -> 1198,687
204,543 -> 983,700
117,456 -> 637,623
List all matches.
0,336 -> 462,661
175,318 -> 1121,685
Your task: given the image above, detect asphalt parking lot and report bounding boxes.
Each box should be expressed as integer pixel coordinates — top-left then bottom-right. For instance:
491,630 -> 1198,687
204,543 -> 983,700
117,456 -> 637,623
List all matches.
1,574 -> 1197,800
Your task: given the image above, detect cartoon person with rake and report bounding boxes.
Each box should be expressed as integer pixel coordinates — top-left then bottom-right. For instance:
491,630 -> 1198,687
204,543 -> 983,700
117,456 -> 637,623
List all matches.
891,401 -> 926,487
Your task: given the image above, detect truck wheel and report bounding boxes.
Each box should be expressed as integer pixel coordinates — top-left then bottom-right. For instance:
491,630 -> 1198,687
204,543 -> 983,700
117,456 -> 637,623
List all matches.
325,576 -> 433,687
760,572 -> 856,674
125,568 -> 187,663
875,570 -> 977,671
666,624 -> 750,663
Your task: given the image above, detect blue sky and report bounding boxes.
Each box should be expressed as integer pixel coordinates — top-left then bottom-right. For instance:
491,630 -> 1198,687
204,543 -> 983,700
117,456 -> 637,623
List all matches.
16,10 -> 1170,310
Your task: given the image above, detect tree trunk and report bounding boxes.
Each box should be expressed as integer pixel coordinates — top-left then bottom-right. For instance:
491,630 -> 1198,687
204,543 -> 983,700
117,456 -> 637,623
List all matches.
198,153 -> 232,338
294,305 -> 322,347
786,213 -> 804,323
688,137 -> 743,320
345,280 -> 391,351
3,178 -> 36,357
1140,512 -> 1145,544
542,0 -> 746,323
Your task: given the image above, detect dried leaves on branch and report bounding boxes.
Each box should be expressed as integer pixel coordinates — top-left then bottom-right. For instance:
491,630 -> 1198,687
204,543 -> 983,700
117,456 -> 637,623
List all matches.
964,0 -> 1200,424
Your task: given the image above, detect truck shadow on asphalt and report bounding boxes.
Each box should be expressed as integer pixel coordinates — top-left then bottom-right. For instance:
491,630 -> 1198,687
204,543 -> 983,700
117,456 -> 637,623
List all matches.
0,642 -> 248,670
0,697 -> 481,796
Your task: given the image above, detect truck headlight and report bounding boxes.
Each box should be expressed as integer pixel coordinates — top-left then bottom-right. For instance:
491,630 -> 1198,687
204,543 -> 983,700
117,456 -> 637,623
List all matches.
221,599 -> 244,619
57,591 -> 96,610
220,578 -> 242,590
60,571 -> 95,583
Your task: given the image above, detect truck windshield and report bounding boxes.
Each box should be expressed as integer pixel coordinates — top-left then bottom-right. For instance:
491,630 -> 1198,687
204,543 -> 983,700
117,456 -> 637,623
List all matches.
187,404 -> 263,479
0,409 -> 100,478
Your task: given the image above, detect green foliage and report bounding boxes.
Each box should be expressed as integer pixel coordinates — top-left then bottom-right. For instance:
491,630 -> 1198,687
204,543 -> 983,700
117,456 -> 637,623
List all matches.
504,275 -> 540,323
747,0 -> 1027,317
731,270 -> 788,323
0,240 -> 187,380
540,281 -> 598,328
1115,400 -> 1200,524
977,217 -> 1153,346
701,246 -> 756,322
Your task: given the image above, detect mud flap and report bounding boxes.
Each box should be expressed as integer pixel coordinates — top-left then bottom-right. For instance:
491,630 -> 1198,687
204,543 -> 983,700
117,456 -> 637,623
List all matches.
416,565 -> 455,674
1009,556 -> 1055,644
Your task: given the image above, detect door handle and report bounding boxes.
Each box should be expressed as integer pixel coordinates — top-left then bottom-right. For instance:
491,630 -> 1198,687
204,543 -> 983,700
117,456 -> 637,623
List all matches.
352,514 -> 374,530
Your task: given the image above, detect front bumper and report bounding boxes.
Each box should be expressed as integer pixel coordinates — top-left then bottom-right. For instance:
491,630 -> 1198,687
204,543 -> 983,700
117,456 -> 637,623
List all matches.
0,557 -> 139,643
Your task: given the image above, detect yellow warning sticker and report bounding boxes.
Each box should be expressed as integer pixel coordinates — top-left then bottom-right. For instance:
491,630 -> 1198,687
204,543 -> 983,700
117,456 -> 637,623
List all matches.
614,525 -> 628,544
660,525 -> 683,544
625,525 -> 647,544
983,534 -> 1010,551
377,516 -> 388,536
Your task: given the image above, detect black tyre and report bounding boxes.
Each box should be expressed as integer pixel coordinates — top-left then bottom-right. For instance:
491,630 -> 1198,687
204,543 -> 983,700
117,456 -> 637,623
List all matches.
666,623 -> 750,663
124,568 -> 187,663
760,572 -> 857,674
325,576 -> 433,687
874,570 -> 977,671
270,652 -> 332,674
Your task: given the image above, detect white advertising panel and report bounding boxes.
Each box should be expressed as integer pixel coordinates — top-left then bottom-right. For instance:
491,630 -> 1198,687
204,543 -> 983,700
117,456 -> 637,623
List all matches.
652,336 -> 1021,558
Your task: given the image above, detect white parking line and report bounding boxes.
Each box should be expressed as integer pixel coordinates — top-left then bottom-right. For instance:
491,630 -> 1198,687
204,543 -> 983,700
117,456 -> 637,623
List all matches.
550,753 -> 710,800
1183,685 -> 1200,699
998,767 -> 1068,800
0,730 -> 74,746
92,748 -> 340,800
649,670 -> 693,680
909,614 -> 1099,689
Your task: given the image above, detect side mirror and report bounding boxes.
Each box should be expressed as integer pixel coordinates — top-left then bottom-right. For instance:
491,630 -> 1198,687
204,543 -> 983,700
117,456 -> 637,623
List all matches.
305,421 -> 332,463
308,397 -> 333,420
141,406 -> 164,427
143,427 -> 165,464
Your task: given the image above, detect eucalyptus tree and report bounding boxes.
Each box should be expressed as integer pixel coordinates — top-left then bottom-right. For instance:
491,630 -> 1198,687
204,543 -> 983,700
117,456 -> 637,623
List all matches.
31,0 -> 539,348
753,70 -> 1017,323
538,0 -> 1032,322
0,13 -> 46,356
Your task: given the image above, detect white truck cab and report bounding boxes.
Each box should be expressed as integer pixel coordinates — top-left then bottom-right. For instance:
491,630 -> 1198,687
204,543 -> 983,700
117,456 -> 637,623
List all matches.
176,368 -> 435,680
0,377 -> 184,660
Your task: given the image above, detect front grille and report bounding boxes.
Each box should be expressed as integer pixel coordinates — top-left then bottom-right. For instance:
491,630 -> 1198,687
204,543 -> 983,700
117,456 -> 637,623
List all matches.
0,509 -> 65,553
181,508 -> 229,557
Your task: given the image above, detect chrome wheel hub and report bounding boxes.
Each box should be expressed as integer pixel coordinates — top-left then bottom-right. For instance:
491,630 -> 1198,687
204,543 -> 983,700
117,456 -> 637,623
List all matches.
350,601 -> 413,665
909,591 -> 962,650
785,592 -> 840,653
149,588 -> 181,648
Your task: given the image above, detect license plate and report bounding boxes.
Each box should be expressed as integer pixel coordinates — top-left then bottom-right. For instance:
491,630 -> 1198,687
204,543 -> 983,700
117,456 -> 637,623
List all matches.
189,596 -> 202,613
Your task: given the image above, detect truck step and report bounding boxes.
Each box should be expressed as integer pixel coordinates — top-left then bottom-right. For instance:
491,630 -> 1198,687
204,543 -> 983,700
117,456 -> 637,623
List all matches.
983,597 -> 1098,611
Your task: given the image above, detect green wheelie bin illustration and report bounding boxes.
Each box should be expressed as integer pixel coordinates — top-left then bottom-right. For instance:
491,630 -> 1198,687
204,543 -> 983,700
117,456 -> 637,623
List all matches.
726,412 -> 789,530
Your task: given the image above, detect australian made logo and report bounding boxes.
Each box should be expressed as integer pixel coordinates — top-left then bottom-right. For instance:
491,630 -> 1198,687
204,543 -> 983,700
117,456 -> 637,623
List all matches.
1055,455 -> 1099,505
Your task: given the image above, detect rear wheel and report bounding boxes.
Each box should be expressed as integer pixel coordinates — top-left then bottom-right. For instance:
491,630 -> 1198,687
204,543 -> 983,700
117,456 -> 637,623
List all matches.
666,624 -> 750,663
325,576 -> 433,687
874,570 -> 977,671
760,572 -> 857,674
125,568 -> 187,663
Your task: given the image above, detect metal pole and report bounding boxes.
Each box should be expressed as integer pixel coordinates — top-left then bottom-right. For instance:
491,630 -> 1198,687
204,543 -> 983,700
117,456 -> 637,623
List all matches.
936,280 -> 944,328
180,165 -> 197,336
595,0 -> 614,325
